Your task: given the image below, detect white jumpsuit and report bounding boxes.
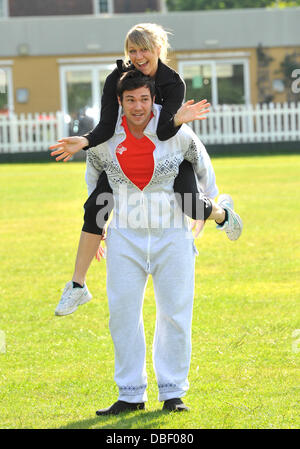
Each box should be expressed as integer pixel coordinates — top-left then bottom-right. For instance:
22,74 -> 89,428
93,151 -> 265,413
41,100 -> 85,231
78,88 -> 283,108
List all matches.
85,104 -> 218,403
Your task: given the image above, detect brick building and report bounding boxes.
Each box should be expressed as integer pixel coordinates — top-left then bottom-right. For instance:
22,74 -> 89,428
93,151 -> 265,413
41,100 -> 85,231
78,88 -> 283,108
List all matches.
0,6 -> 299,133
1,0 -> 165,16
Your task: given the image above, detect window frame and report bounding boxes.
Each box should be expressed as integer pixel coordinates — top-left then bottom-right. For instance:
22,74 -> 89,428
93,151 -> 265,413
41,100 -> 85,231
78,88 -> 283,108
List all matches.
178,58 -> 251,106
59,63 -> 115,135
0,0 -> 8,18
93,0 -> 114,14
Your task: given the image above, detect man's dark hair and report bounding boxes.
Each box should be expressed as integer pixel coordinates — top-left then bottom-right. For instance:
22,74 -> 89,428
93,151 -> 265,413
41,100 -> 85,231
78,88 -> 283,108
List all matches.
116,70 -> 155,101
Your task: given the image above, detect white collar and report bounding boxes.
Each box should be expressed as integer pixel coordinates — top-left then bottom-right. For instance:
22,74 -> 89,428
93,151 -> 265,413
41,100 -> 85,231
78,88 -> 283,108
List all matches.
115,103 -> 162,137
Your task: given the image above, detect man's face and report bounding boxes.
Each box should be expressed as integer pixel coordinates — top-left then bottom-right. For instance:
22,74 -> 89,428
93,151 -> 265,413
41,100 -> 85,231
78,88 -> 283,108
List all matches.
118,86 -> 154,130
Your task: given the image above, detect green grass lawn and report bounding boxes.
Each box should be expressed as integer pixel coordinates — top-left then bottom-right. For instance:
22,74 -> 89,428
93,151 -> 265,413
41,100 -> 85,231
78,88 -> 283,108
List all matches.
0,154 -> 299,429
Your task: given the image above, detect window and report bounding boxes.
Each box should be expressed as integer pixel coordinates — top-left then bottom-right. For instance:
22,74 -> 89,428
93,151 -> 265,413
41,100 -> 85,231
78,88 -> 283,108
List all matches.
179,59 -> 250,106
99,0 -> 108,13
94,0 -> 114,14
60,64 -> 114,136
0,0 -> 8,17
216,63 -> 246,105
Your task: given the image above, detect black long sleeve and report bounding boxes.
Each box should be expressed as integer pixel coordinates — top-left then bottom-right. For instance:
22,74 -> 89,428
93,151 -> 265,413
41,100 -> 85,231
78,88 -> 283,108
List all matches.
155,72 -> 186,141
82,68 -> 120,150
155,60 -> 185,140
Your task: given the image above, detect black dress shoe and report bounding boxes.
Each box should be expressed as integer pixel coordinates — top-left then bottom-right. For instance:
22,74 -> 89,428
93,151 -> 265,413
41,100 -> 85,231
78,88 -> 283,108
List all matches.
96,400 -> 145,416
163,398 -> 190,412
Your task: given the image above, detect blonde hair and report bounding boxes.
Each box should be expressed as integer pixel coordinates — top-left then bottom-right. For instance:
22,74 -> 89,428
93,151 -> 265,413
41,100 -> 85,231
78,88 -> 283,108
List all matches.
124,23 -> 171,64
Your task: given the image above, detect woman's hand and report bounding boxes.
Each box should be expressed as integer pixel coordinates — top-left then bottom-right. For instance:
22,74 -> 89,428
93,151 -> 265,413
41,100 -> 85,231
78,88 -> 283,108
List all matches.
174,99 -> 210,127
191,219 -> 205,238
95,243 -> 106,262
95,228 -> 107,262
49,136 -> 89,162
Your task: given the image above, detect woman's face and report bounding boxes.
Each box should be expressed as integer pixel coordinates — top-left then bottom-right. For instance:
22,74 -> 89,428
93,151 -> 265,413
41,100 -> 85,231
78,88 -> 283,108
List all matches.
127,40 -> 160,78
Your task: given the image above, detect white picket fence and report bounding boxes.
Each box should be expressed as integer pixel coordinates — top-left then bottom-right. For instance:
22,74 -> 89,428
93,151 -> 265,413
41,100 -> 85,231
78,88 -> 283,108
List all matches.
0,103 -> 299,154
190,102 -> 300,145
0,111 -> 64,153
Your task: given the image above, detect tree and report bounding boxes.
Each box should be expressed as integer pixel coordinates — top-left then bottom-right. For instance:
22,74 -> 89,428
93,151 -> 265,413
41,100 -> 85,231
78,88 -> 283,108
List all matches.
166,0 -> 300,11
276,52 -> 300,102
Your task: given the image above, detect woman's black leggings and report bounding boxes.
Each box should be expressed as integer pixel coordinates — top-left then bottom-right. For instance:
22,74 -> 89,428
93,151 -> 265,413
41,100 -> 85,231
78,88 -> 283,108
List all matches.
82,160 -> 213,235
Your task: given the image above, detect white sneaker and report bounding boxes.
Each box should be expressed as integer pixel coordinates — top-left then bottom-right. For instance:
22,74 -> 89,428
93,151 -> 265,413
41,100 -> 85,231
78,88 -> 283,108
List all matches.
216,194 -> 243,241
55,281 -> 92,316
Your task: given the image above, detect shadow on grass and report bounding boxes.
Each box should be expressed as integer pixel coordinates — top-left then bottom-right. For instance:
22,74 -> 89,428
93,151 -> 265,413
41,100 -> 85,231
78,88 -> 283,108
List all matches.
61,409 -> 170,429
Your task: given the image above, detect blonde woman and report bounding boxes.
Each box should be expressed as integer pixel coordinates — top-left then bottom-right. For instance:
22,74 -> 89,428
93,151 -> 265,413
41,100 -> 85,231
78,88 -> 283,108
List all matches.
51,23 -> 241,316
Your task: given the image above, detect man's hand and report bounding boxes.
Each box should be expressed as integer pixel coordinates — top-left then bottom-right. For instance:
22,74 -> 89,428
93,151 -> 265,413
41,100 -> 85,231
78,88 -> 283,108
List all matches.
174,99 -> 210,127
49,136 -> 89,162
191,219 -> 205,238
